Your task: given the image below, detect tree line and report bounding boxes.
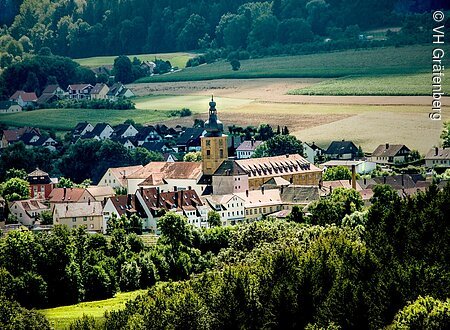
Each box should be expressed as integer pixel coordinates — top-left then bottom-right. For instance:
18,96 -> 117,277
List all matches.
0,0 -> 440,60
69,183 -> 449,329
1,182 -> 448,328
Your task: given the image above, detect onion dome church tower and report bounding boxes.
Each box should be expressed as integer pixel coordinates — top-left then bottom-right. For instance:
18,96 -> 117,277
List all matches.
201,96 -> 228,175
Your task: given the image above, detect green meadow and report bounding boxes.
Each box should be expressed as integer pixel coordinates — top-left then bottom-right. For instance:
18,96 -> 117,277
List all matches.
136,45 -> 430,83
0,95 -> 250,130
39,290 -> 146,330
74,52 -> 195,68
288,73 -> 437,96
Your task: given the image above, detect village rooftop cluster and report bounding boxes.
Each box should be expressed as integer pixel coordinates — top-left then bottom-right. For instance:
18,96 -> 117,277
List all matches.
1,99 -> 449,234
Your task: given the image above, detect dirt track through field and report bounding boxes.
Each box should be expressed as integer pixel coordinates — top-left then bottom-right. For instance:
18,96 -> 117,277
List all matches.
129,78 -> 450,106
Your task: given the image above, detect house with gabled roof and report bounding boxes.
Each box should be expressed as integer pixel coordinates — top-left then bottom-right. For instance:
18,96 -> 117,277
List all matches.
111,136 -> 137,149
103,194 -> 141,233
20,131 -> 41,145
236,140 -> 263,159
176,127 -> 206,152
49,187 -> 95,205
90,83 -> 109,100
37,84 -> 65,105
9,199 -> 50,227
202,193 -> 245,226
127,161 -> 204,195
72,122 -> 94,140
140,61 -> 156,75
10,90 -> 38,107
140,141 -> 170,153
325,140 -> 359,160
0,101 -> 22,114
27,168 -> 57,199
98,165 -> 144,190
86,186 -> 115,201
135,126 -> 162,145
106,83 -> 134,101
32,136 -> 57,151
67,84 -> 93,100
135,187 -> 207,231
53,201 -> 103,232
113,123 -> 139,139
235,188 -> 283,221
82,123 -> 114,140
425,147 -> 450,168
303,142 -> 324,164
0,127 -> 41,148
369,143 -> 411,164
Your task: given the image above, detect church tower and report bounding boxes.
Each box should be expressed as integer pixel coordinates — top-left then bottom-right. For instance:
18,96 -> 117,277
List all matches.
201,97 -> 228,175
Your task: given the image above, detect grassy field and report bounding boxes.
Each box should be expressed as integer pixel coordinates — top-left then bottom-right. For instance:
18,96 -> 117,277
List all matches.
0,96 -> 250,130
39,290 -> 146,329
0,108 -> 171,130
136,45 -> 430,83
288,73 -> 436,96
74,52 -> 195,68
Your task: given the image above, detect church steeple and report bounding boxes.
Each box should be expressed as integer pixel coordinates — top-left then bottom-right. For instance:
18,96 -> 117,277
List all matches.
204,95 -> 223,137
201,97 -> 228,175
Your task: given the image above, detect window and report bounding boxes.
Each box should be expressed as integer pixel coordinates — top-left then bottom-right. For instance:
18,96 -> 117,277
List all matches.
72,217 -> 76,222
220,149 -> 224,158
206,150 -> 211,159
83,217 -> 87,221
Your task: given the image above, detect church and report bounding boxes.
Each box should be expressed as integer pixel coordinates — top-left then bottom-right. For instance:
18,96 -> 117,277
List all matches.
200,98 -> 322,195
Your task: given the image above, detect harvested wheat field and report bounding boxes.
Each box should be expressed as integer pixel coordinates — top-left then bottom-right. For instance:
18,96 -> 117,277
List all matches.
129,78 -> 450,106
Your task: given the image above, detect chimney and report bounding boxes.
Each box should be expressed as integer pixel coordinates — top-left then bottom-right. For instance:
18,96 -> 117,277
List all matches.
175,190 -> 179,208
251,138 -> 254,147
246,190 -> 249,197
351,165 -> 356,190
262,186 -> 265,194
386,143 -> 389,150
286,154 -> 289,158
188,186 -> 192,191
63,187 -> 67,200
435,147 -> 439,156
174,186 -> 177,192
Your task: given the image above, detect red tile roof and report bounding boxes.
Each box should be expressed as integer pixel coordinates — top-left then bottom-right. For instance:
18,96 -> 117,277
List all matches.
49,188 -> 92,203
138,187 -> 203,214
10,90 -> 38,102
129,162 -> 202,180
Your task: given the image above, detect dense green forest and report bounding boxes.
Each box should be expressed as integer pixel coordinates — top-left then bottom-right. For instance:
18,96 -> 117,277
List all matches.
0,0 -> 445,60
1,183 -> 449,329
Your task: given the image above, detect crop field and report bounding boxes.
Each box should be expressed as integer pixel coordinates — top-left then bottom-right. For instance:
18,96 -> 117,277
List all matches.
39,290 -> 146,329
288,73 -> 437,96
136,45 -> 430,83
74,52 -> 195,68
